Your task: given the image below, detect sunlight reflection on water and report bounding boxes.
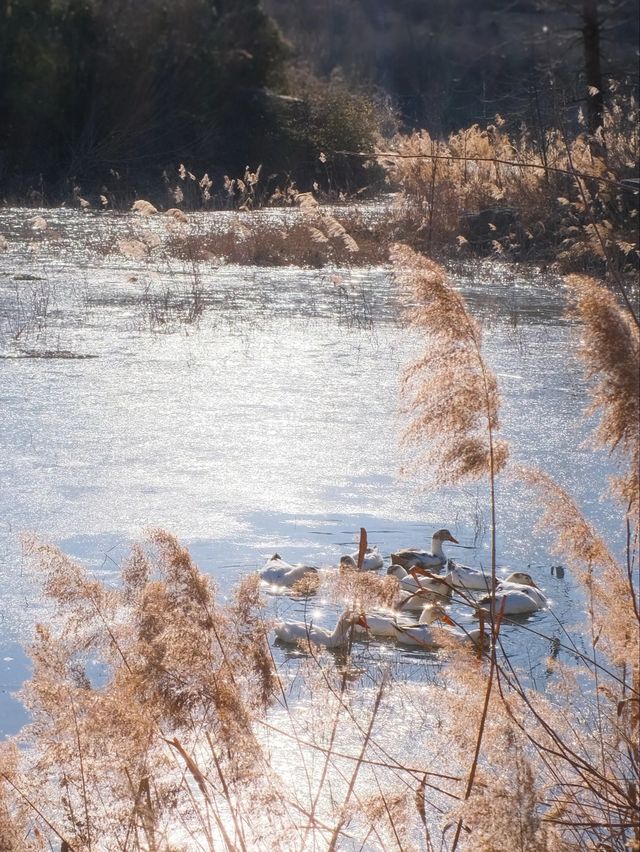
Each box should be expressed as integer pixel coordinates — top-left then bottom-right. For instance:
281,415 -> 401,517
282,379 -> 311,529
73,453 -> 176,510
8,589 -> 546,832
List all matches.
0,207 -> 622,740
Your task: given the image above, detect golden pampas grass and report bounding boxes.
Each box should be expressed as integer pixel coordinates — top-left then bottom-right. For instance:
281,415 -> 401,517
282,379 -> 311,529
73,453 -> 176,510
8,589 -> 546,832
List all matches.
297,191 -> 360,254
519,468 -> 638,671
165,207 -> 189,224
565,274 -> 640,512
132,199 -> 158,216
391,244 -> 508,487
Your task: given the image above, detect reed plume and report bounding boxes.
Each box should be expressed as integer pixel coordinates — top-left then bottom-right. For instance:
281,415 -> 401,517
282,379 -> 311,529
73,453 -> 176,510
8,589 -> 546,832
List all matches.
7,531 -> 284,849
511,271 -> 640,850
392,244 -> 512,851
327,560 -> 399,612
391,245 -> 508,489
0,743 -> 32,852
565,274 -> 640,511
380,94 -> 639,272
521,468 -> 638,670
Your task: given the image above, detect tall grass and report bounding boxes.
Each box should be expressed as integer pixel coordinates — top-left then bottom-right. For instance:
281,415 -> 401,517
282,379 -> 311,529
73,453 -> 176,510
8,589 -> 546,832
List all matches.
378,90 -> 639,278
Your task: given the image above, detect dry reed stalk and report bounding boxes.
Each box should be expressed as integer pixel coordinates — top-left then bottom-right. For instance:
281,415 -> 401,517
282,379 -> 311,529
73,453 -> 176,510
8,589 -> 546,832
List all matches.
5,531 -> 289,849
375,94 -> 639,270
521,469 -> 638,672
390,244 -> 508,492
565,274 -> 640,505
391,244 -> 513,849
496,270 -> 640,850
326,674 -> 388,850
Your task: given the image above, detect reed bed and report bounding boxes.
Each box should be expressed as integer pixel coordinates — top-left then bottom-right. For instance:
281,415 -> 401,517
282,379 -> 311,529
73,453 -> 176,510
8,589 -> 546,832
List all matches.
163,214 -> 390,269
378,90 -> 639,275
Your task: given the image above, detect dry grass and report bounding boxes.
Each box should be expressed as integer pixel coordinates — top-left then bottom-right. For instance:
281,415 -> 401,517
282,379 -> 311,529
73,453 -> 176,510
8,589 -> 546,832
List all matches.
164,211 -> 392,268
391,245 -> 509,488
379,91 -> 639,274
565,274 -> 640,508
2,531 -> 288,849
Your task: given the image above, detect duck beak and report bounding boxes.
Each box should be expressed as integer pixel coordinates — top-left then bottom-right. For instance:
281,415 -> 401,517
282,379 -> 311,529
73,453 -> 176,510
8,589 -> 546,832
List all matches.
448,534 -> 459,544
410,565 -> 428,576
357,614 -> 369,630
442,613 -> 456,626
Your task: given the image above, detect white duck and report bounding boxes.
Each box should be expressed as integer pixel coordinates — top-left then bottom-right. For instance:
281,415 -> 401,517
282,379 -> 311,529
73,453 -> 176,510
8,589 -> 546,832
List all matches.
387,564 -> 453,599
342,527 -> 385,571
390,529 -> 459,571
259,554 -> 318,587
353,609 -> 405,639
444,560 -> 492,591
273,610 -> 369,648
395,586 -> 442,612
497,571 -> 542,590
478,572 -> 548,615
352,546 -> 384,571
448,622 -> 492,649
393,603 -> 454,647
339,547 -> 384,572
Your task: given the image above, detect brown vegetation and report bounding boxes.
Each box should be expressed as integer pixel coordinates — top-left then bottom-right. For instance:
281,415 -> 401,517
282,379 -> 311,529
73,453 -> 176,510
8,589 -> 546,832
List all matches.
163,213 -> 389,268
379,92 -> 639,274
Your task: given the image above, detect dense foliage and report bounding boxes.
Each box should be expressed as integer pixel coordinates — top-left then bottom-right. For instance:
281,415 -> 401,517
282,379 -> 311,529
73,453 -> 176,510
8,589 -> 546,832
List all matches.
0,0 -> 383,202
1,0 -> 638,203
265,0 -> 639,132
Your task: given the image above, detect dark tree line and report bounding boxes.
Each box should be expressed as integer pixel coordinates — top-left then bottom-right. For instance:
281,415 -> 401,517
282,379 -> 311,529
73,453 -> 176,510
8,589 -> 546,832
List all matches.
264,0 -> 639,132
0,0 -> 381,202
0,0 -> 637,203
0,0 -> 288,198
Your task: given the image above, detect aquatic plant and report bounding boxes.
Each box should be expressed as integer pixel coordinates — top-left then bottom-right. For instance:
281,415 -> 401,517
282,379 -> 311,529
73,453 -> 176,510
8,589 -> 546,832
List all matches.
0,531 -> 289,849
389,248 -> 639,849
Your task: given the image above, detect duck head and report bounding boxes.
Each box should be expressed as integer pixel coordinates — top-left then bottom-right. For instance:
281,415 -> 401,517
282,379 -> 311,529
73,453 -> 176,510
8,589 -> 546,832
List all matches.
387,564 -> 407,578
504,571 -> 538,588
419,603 -> 456,626
433,529 -> 459,544
340,555 -> 358,569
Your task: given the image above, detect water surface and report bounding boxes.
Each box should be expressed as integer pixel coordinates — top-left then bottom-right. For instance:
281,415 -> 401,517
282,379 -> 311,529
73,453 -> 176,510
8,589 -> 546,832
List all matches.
0,207 -> 623,738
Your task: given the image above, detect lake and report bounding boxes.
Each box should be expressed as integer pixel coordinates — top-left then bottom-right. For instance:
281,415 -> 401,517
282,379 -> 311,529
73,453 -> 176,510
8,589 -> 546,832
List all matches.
0,206 -> 622,739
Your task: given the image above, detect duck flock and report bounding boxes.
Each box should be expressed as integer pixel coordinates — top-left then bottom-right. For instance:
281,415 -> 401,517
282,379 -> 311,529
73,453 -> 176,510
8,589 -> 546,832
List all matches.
259,529 -> 550,651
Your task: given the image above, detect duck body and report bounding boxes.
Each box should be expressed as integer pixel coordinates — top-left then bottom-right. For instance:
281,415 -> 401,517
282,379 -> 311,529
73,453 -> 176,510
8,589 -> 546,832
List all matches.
388,565 -> 453,599
393,603 -> 454,647
395,587 -> 442,612
259,554 -> 318,587
445,561 -> 492,591
478,573 -> 547,615
495,572 -> 540,591
447,624 -> 492,648
387,564 -> 425,592
273,610 -> 368,648
394,623 -> 440,647
390,529 -> 458,571
353,609 -> 403,639
351,546 -> 384,571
